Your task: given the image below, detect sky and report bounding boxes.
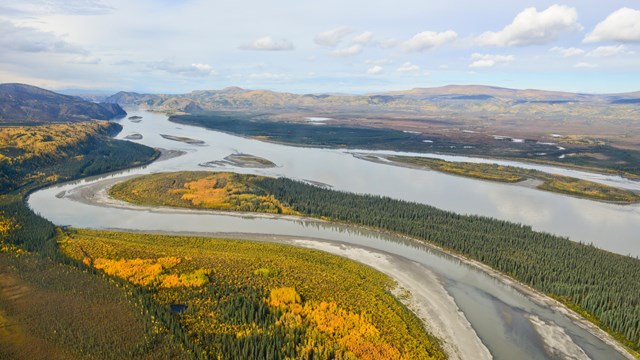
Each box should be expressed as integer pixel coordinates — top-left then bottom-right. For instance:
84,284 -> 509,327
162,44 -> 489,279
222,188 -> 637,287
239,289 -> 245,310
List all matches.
1,0 -> 639,94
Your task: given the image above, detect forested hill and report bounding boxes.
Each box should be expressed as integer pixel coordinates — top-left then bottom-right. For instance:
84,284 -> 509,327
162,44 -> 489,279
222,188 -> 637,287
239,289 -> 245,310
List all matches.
0,83 -> 126,123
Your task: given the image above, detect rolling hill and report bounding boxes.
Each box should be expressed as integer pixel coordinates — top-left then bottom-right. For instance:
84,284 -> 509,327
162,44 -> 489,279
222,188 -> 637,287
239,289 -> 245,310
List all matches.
0,83 -> 126,123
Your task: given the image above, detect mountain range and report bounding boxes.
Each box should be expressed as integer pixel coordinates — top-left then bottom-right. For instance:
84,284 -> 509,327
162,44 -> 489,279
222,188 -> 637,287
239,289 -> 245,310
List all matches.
0,83 -> 126,123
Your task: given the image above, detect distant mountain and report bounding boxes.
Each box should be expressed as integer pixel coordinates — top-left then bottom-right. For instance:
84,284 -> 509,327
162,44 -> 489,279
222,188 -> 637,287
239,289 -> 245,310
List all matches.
0,83 -> 126,123
104,84 -> 640,114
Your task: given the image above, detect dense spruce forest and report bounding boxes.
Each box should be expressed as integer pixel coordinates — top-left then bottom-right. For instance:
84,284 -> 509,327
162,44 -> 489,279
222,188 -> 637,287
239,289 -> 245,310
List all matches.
252,177 -> 640,351
108,170 -> 640,352
171,113 -> 640,177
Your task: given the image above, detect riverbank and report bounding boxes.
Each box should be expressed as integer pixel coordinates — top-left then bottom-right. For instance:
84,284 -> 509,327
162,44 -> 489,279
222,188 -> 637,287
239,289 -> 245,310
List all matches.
62,175 -> 637,360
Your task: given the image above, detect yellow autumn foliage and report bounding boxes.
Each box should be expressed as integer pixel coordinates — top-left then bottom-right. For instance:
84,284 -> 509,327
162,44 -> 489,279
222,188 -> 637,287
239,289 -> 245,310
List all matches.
59,229 -> 446,360
110,171 -> 301,215
269,287 -> 302,307
270,287 -> 404,360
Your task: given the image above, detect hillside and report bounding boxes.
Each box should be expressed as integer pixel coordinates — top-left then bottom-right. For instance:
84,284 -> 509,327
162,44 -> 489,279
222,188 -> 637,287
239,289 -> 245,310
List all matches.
103,84 -> 640,113
0,83 -> 126,123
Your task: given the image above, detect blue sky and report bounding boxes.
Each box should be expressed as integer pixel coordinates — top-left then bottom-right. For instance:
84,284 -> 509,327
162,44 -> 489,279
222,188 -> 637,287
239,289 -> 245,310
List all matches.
1,0 -> 639,94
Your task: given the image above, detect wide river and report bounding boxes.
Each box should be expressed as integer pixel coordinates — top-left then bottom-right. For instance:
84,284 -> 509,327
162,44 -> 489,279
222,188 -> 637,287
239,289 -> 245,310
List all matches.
28,110 -> 639,359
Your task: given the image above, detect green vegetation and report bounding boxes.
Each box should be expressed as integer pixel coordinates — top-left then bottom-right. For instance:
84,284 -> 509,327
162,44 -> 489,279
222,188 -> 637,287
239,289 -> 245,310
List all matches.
171,112 -> 640,177
59,229 -> 445,360
112,171 -> 640,354
0,248 -> 188,360
1,123 -> 444,359
381,155 -> 640,203
0,121 -> 189,358
0,121 -> 158,194
110,171 -> 300,215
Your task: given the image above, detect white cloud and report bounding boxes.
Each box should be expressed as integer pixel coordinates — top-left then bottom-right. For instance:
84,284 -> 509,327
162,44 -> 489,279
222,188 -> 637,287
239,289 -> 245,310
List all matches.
586,45 -> 631,57
150,60 -> 217,77
367,65 -> 383,75
396,62 -> 421,73
69,56 -> 101,64
477,5 -> 581,46
584,8 -> 640,43
314,26 -> 352,47
401,30 -> 457,52
469,53 -> 514,68
240,36 -> 294,51
331,44 -> 363,57
549,46 -> 585,57
0,19 -> 87,54
352,31 -> 373,44
574,62 -> 597,68
0,0 -> 112,16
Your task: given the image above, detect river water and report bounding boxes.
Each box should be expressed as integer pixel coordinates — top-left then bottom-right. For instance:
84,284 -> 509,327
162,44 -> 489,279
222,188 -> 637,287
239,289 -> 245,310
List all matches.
28,110 -> 639,359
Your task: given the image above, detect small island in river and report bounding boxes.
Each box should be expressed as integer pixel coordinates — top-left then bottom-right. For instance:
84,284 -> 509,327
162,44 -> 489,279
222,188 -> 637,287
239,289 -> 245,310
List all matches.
199,153 -> 276,168
160,134 -> 206,145
355,154 -> 640,204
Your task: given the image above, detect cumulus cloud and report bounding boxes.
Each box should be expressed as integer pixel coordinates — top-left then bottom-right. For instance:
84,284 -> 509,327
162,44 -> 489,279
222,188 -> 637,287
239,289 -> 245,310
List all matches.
469,53 -> 514,68
477,5 -> 581,46
549,46 -> 585,57
401,30 -> 457,52
396,62 -> 421,73
586,45 -> 631,57
367,65 -> 383,75
0,19 -> 87,54
314,26 -> 352,47
574,62 -> 597,68
331,44 -> 363,57
240,36 -> 294,51
352,31 -> 373,44
150,60 -> 217,76
584,8 -> 640,43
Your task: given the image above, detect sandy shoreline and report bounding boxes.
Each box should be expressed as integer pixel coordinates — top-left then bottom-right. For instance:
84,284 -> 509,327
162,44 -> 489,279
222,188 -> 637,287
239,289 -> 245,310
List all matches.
63,175 -> 636,360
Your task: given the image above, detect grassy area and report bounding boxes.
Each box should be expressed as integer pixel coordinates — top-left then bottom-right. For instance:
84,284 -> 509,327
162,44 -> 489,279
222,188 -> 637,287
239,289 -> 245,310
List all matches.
59,229 -> 446,360
384,155 -> 640,203
110,171 -> 300,215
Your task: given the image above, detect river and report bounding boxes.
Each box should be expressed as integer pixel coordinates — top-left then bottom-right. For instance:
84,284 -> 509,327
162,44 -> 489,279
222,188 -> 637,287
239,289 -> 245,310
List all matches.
27,110 -> 639,359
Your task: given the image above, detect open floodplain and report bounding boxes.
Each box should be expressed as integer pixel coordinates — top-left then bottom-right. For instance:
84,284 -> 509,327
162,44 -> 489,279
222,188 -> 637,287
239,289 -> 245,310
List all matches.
28,110 -> 640,359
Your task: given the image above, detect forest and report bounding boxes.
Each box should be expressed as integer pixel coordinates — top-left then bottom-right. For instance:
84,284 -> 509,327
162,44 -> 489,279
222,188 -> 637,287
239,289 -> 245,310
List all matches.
171,112 -> 640,177
59,229 -> 445,360
0,122 -> 445,359
112,171 -> 640,354
0,121 -> 185,359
